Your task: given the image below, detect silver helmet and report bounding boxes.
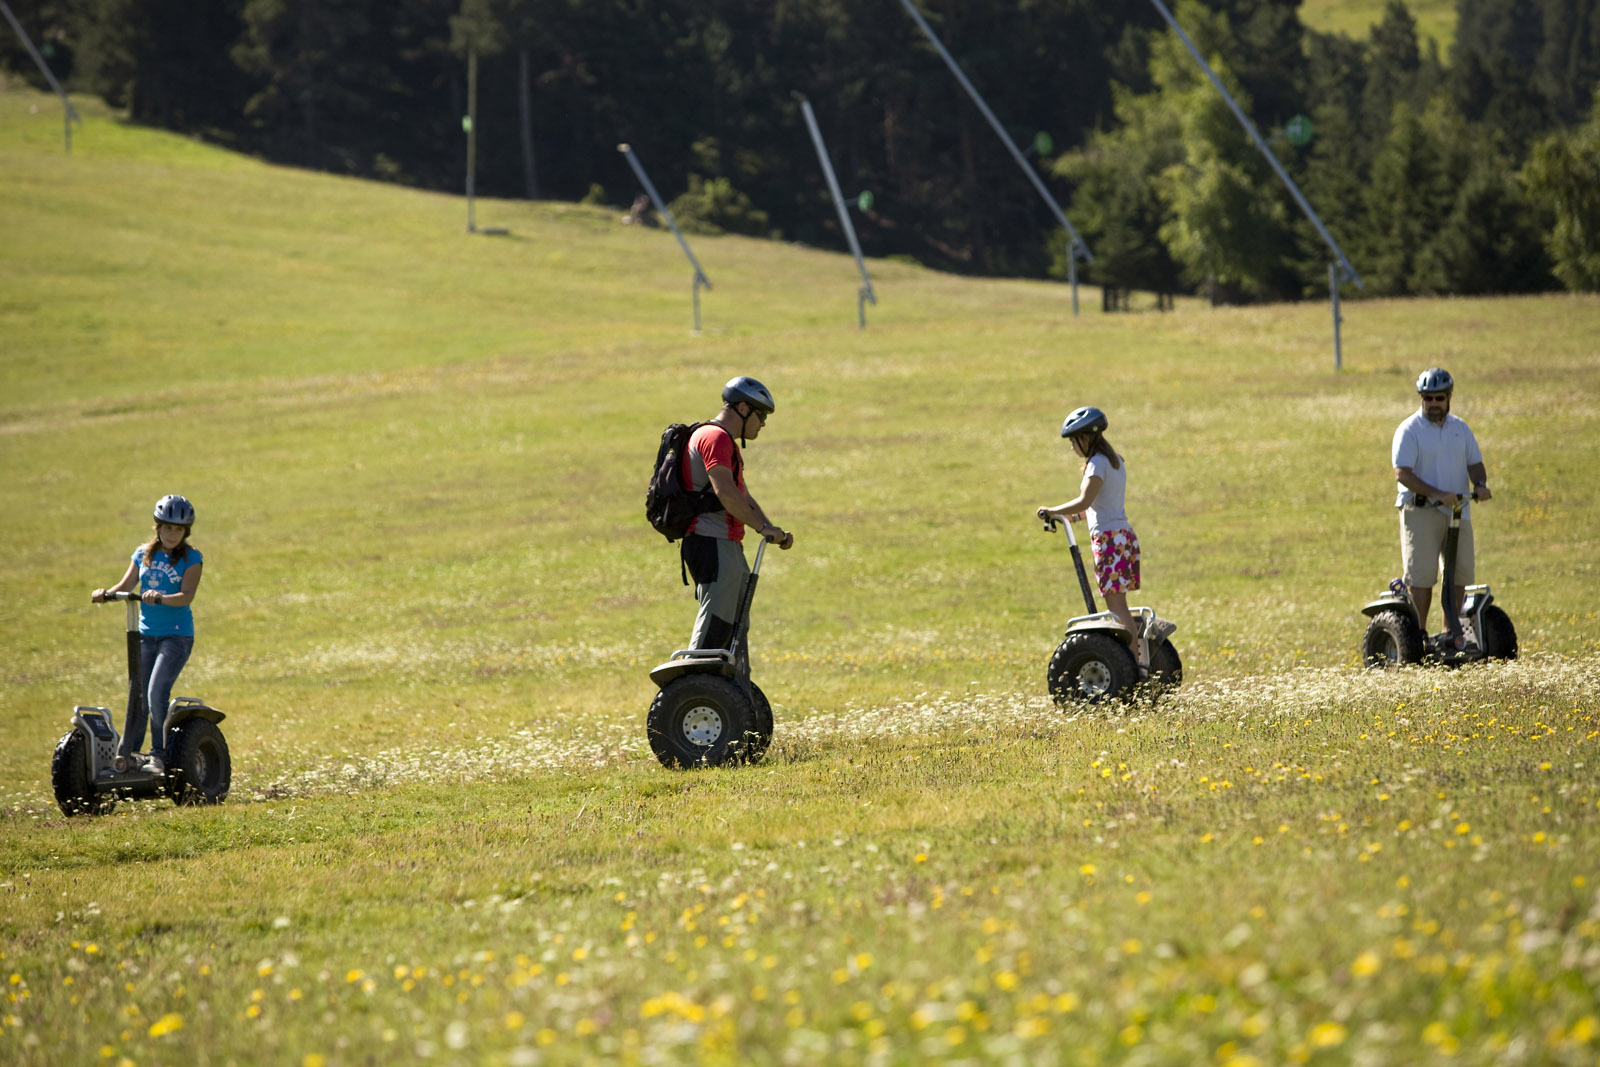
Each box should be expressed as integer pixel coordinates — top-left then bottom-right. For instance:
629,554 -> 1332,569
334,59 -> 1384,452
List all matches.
153,494 -> 195,526
722,376 -> 775,415
1415,368 -> 1454,394
1060,405 -> 1108,438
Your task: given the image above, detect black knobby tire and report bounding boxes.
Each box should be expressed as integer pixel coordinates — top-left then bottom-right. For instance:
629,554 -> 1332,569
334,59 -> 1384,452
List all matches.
1479,604 -> 1517,661
51,729 -> 114,817
647,675 -> 756,770
747,682 -> 775,765
165,719 -> 231,805
1146,639 -> 1183,696
1362,610 -> 1424,668
1047,632 -> 1139,706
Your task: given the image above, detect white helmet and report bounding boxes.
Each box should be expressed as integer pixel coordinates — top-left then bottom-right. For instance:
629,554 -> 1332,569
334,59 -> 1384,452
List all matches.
153,494 -> 195,526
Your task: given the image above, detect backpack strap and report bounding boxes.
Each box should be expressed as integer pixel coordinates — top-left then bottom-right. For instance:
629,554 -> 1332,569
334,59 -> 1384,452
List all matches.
685,422 -> 741,511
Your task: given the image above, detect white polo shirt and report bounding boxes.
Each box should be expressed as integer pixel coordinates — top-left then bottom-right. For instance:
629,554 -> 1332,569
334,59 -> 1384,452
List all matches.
1392,410 -> 1481,517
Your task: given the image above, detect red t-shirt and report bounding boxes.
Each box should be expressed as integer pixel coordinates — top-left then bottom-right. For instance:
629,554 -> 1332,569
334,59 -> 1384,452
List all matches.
682,423 -> 745,541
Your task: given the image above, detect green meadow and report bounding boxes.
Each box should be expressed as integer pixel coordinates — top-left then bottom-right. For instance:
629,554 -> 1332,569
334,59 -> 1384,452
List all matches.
1300,0 -> 1457,52
2,87 -> 1599,1065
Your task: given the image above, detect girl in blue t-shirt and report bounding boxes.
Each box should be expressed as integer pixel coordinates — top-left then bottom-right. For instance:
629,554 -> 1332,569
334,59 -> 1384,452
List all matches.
91,495 -> 205,774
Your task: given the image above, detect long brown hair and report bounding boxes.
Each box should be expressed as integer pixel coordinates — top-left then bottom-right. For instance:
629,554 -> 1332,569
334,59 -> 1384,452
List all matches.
142,524 -> 193,566
1071,431 -> 1122,470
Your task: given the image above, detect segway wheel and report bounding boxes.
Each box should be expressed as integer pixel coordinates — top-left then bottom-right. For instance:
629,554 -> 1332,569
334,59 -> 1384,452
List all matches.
1362,610 -> 1424,668
747,682 -> 775,765
165,719 -> 231,805
51,729 -> 115,817
647,675 -> 756,769
1048,632 -> 1139,706
1479,604 -> 1517,661
1146,639 -> 1183,696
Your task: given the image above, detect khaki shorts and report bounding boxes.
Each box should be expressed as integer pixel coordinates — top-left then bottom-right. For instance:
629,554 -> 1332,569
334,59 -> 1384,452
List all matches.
1399,507 -> 1474,588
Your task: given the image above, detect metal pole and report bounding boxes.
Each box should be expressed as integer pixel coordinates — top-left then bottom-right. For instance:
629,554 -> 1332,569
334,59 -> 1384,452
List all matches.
1147,0 -> 1361,293
897,0 -> 1091,313
796,95 -> 877,328
1,0 -> 81,153
617,144 -> 713,333
1330,262 -> 1343,372
465,48 -> 478,233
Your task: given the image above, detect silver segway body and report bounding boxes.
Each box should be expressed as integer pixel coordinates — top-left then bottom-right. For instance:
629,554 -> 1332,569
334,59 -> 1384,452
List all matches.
51,592 -> 231,815
1361,494 -> 1516,667
67,699 -> 226,798
646,537 -> 776,769
1042,518 -> 1181,704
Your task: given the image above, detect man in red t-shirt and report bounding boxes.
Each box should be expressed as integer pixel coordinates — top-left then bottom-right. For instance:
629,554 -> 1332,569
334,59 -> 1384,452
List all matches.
680,376 -> 794,669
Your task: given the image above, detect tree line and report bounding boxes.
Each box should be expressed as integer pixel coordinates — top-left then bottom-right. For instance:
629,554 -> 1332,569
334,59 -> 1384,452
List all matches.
5,0 -> 1599,300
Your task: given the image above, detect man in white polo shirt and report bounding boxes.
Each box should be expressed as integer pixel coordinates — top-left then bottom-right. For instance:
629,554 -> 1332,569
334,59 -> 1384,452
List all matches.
1392,368 -> 1491,642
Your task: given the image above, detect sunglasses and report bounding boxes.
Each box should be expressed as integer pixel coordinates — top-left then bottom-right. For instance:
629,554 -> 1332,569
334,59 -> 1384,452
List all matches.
1422,394 -> 1449,402
747,407 -> 768,425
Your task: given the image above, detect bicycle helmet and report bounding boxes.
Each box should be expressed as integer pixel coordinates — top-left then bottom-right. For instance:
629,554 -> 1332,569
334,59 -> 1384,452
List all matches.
1415,368 -> 1454,394
153,494 -> 195,527
1060,405 -> 1108,438
722,376 -> 776,415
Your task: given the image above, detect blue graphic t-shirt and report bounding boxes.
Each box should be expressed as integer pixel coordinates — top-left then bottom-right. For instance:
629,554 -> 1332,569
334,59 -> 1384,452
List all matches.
133,544 -> 203,637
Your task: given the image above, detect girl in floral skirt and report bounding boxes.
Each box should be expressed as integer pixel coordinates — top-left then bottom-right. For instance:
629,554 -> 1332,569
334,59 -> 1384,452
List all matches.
1036,406 -> 1172,671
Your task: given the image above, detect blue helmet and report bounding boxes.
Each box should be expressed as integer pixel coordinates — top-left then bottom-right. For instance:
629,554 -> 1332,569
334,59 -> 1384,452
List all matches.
1415,368 -> 1454,394
1060,405 -> 1108,438
153,494 -> 195,527
722,376 -> 775,414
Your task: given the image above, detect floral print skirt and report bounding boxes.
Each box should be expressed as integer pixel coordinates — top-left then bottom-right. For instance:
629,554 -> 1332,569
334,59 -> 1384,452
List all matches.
1089,527 -> 1141,595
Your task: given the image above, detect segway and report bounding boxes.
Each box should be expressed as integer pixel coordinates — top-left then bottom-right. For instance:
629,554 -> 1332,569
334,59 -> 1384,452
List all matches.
1360,492 -> 1516,668
1041,517 -> 1182,704
646,536 -> 777,768
50,592 -> 231,816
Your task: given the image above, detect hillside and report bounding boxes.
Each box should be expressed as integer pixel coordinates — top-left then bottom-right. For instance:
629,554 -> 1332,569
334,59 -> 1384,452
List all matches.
3,87 -> 1599,1066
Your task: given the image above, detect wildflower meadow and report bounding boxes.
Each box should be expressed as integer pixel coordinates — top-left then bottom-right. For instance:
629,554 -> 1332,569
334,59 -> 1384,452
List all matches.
2,88 -> 1598,1065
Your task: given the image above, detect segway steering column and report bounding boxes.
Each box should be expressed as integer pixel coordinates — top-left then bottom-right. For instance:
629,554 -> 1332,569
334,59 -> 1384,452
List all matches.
1438,494 -> 1468,646
1044,516 -> 1098,616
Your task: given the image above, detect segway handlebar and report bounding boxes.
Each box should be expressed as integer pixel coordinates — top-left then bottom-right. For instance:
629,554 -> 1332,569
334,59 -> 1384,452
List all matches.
1412,491 -> 1482,511
98,591 -> 142,602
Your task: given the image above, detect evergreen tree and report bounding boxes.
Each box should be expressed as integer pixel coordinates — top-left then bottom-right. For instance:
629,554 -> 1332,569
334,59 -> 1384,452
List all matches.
1154,1 -> 1299,302
1360,102 -> 1451,294
1411,109 -> 1553,293
1362,0 -> 1422,145
73,0 -> 249,129
1523,88 -> 1600,290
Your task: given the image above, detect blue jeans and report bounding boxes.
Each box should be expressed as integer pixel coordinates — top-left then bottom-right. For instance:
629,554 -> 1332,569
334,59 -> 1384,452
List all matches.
119,635 -> 193,762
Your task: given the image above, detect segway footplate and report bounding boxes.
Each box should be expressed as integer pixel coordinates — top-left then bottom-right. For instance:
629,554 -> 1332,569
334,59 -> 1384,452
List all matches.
649,649 -> 737,689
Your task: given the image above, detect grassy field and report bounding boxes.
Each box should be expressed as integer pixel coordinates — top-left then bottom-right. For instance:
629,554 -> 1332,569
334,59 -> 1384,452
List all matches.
1301,0 -> 1457,52
3,86 -> 1599,1065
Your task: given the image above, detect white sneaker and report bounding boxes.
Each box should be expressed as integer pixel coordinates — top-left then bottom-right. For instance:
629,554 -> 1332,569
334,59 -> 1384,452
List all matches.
145,756 -> 166,775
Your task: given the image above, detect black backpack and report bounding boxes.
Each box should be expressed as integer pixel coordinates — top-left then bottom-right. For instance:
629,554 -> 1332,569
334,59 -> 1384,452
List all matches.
646,422 -> 730,542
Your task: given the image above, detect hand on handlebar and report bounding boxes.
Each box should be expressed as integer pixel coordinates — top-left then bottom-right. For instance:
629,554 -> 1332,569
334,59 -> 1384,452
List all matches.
1472,485 -> 1491,502
763,526 -> 794,550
